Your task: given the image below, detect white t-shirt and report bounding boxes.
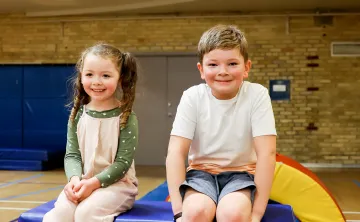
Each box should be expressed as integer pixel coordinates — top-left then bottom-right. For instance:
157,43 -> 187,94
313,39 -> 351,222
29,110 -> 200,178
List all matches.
171,81 -> 277,174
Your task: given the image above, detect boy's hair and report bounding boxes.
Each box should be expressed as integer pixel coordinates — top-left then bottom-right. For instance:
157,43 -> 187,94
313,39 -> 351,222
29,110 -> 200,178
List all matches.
69,43 -> 138,129
197,24 -> 249,64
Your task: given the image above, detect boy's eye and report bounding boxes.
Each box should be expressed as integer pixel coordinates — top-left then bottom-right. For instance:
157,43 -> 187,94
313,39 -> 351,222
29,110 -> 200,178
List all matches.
208,63 -> 217,67
229,62 -> 238,66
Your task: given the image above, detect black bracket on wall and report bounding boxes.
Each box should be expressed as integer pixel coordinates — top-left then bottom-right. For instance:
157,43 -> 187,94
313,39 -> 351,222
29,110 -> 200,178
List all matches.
306,55 -> 319,67
306,123 -> 318,131
307,87 -> 319,91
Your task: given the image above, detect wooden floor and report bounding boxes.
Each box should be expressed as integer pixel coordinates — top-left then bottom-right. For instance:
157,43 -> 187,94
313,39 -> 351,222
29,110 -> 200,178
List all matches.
0,166 -> 359,222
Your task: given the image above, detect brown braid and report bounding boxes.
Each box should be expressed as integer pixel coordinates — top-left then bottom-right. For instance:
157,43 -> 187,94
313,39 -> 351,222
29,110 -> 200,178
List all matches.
68,48 -> 91,123
119,52 -> 138,129
68,43 -> 138,129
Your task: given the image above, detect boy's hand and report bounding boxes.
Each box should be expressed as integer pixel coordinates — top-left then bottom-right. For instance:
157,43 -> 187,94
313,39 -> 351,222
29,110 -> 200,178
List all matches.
251,214 -> 261,222
64,176 -> 80,204
73,177 -> 101,202
176,218 -> 182,222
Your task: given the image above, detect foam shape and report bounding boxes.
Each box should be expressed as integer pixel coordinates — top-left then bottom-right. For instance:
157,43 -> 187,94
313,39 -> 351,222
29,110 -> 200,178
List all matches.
271,153 -> 345,222
18,199 -> 296,222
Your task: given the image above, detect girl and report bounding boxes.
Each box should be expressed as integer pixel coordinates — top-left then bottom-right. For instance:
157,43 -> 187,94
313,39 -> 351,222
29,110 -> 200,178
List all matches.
43,43 -> 139,222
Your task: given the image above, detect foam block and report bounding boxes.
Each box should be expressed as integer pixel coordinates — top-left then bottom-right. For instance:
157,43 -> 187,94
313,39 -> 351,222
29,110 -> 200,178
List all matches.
0,148 -> 64,171
19,199 -> 297,222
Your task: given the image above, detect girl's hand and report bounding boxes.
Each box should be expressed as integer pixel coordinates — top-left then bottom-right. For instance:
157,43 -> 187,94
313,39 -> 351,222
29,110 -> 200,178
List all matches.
73,177 -> 101,202
64,176 -> 80,204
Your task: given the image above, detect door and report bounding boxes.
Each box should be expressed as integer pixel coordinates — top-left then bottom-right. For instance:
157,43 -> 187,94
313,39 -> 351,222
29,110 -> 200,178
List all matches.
133,56 -> 169,165
167,56 -> 203,131
133,55 -> 202,166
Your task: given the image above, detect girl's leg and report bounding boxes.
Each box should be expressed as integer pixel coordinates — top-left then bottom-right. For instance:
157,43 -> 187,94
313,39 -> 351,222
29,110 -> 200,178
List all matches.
74,181 -> 137,222
43,191 -> 77,222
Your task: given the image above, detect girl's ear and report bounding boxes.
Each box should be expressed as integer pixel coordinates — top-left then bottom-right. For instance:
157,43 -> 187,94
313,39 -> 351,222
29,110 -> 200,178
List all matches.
79,74 -> 84,85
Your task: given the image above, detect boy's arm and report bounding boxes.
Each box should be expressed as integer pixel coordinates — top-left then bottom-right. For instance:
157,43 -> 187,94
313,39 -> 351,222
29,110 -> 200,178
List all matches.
166,135 -> 192,216
167,88 -> 197,217
252,135 -> 276,221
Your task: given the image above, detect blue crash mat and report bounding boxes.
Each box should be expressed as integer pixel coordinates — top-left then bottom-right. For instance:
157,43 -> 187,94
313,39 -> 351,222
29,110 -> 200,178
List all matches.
18,199 -> 297,222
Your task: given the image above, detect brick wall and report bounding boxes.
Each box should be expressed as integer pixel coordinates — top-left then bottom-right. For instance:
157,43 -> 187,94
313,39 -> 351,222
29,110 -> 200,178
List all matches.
1,14 -> 359,164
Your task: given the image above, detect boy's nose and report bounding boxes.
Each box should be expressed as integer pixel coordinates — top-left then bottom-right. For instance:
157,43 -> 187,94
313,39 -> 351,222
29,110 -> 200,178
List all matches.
218,65 -> 229,75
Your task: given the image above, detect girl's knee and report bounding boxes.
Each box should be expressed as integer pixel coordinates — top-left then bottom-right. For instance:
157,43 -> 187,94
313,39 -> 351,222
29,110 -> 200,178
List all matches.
43,204 -> 75,222
74,202 -> 95,221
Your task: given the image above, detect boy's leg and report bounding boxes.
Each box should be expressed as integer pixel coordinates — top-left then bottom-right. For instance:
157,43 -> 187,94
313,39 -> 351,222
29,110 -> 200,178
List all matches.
216,172 -> 256,222
43,191 -> 77,222
179,170 -> 217,222
216,189 -> 252,222
182,188 -> 216,222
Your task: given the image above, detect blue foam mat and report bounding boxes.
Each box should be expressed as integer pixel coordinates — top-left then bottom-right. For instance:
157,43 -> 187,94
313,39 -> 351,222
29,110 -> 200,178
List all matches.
0,159 -> 61,171
19,199 -> 297,222
0,148 -> 62,161
18,182 -> 298,222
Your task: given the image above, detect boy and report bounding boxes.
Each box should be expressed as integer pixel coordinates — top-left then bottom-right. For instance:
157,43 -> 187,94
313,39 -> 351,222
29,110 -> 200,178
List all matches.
166,24 -> 277,222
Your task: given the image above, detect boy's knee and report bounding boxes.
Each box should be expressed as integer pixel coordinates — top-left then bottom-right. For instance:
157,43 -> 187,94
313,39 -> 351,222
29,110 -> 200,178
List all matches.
183,203 -> 212,221
217,207 -> 251,222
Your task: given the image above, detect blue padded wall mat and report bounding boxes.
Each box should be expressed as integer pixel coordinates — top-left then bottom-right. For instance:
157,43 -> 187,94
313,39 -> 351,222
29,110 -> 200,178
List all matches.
0,99 -> 22,147
23,98 -> 69,150
23,65 -> 74,98
22,65 -> 74,151
0,66 -> 23,148
0,66 -> 22,97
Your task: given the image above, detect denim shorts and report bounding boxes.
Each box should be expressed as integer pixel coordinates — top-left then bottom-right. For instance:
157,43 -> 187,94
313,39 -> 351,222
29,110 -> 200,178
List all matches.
179,169 -> 256,205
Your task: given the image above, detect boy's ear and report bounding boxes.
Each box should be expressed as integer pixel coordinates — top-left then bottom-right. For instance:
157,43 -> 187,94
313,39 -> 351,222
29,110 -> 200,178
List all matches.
197,62 -> 205,80
243,59 -> 252,78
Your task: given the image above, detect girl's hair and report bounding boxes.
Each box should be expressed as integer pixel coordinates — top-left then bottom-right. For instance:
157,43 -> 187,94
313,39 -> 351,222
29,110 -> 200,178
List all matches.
68,43 -> 138,129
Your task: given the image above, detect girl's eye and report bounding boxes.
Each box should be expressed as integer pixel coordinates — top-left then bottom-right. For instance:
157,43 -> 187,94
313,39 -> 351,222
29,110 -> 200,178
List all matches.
103,74 -> 110,78
85,73 -> 92,76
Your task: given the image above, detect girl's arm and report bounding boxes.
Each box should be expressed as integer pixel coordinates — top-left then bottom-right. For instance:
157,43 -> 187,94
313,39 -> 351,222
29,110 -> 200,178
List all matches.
94,112 -> 138,188
166,135 -> 192,216
64,108 -> 83,182
251,135 -> 276,221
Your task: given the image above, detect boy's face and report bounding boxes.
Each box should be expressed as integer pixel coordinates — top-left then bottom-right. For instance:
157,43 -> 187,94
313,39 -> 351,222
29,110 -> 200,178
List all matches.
197,48 -> 251,100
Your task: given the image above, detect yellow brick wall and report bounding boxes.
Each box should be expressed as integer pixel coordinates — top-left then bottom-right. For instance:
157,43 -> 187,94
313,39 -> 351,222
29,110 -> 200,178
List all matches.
1,14 -> 359,164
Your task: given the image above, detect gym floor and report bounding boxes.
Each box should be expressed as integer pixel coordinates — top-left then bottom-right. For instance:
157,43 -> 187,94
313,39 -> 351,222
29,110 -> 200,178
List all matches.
0,166 -> 359,222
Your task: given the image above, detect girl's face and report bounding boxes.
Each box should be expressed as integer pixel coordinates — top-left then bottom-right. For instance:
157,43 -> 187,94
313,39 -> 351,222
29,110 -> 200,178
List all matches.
81,53 -> 120,104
